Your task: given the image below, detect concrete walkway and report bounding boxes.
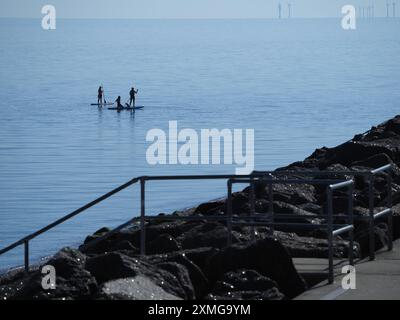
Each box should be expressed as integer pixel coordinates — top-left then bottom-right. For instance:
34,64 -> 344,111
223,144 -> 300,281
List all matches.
295,240 -> 400,300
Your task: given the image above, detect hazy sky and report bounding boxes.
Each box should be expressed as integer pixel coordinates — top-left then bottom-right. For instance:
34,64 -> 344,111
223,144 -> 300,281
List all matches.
0,0 -> 395,19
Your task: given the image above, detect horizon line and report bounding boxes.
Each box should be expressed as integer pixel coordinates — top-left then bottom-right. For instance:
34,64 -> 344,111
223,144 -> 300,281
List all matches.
0,16 -> 398,20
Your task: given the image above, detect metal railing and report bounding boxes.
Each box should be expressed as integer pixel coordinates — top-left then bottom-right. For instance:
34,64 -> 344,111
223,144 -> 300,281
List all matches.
226,177 -> 354,284
0,165 -> 393,284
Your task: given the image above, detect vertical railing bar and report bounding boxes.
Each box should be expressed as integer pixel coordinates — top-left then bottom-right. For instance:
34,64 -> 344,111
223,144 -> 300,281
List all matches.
348,184 -> 354,266
387,172 -> 393,251
268,174 -> 274,236
24,240 -> 29,274
227,180 -> 233,247
327,187 -> 334,284
140,177 -> 146,256
368,175 -> 375,260
250,176 -> 256,241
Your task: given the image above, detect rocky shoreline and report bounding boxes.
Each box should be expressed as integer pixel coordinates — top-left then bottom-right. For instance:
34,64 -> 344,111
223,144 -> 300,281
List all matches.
1,115 -> 400,300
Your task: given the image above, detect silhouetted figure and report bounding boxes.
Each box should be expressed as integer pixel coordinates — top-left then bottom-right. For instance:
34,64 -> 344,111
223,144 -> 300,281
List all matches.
98,86 -> 103,105
288,3 -> 292,18
394,2 -> 396,18
129,87 -> 138,107
115,96 -> 123,109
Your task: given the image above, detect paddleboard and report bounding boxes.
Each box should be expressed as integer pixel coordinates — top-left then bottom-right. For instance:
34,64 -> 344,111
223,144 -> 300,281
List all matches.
108,106 -> 144,111
91,103 -> 115,106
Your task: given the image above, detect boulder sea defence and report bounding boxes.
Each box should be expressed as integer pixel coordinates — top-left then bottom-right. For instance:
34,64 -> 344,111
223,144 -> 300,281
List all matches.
1,115 -> 400,300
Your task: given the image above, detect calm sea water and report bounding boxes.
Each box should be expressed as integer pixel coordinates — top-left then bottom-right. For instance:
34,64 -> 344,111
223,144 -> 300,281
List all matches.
0,18 -> 399,270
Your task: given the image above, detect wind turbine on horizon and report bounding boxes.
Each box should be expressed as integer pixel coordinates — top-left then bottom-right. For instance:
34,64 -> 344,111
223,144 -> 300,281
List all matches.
278,3 -> 282,19
287,3 -> 292,18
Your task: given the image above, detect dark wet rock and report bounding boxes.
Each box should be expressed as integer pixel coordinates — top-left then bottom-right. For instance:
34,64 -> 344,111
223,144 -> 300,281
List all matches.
250,179 -> 316,205
255,200 -> 318,222
355,223 -> 389,258
98,276 -> 181,300
195,200 -> 225,215
352,153 -> 394,169
178,247 -> 220,272
298,203 -> 322,214
147,251 -> 210,299
147,234 -> 181,255
110,240 -> 138,253
207,289 -> 284,300
131,221 -> 196,246
166,255 -> 209,299
85,251 -> 193,299
0,248 -> 97,300
231,192 -> 251,214
204,237 -> 307,299
80,227 -> 113,254
322,141 -> 396,168
157,262 -> 195,300
81,221 -> 195,255
85,252 -> 140,283
46,247 -> 87,278
382,117 -> 400,135
207,270 -> 284,300
275,183 -> 317,205
178,222 -> 240,249
84,227 -> 111,244
274,231 -> 361,259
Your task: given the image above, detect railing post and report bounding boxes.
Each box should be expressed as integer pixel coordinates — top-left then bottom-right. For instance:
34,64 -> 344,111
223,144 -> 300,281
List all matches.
327,187 -> 334,284
387,172 -> 393,251
24,240 -> 29,274
348,184 -> 354,266
227,180 -> 233,247
368,175 -> 375,260
140,177 -> 146,256
268,174 -> 274,236
250,176 -> 256,241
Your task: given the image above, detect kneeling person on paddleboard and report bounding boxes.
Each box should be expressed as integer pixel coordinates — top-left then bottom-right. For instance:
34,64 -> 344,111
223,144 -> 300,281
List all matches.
115,96 -> 123,109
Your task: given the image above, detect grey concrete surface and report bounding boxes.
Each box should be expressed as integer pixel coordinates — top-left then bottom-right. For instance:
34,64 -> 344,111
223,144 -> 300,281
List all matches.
295,241 -> 400,300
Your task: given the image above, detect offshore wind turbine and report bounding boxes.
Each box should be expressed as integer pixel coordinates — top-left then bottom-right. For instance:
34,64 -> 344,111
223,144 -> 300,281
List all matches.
278,3 -> 282,19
